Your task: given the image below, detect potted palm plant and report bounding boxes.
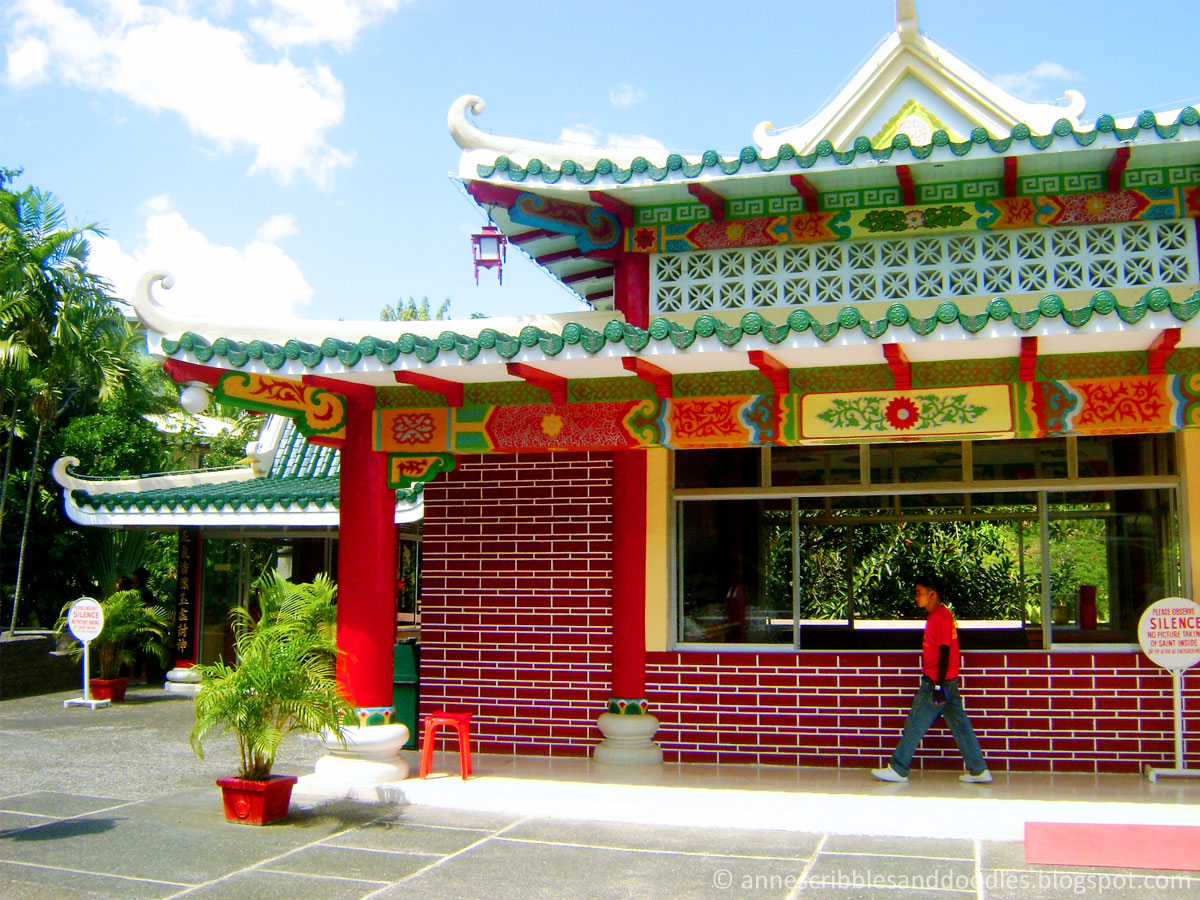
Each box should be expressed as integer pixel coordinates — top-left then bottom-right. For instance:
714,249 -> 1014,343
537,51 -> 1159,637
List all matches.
189,573 -> 351,825
56,589 -> 171,701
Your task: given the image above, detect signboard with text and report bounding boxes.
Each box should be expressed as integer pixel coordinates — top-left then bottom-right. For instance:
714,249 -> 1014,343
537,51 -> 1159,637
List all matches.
1138,598 -> 1200,671
66,598 -> 104,644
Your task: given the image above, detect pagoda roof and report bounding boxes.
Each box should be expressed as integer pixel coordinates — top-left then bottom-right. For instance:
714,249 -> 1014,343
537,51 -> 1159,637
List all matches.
134,275 -> 1200,388
53,414 -> 423,527
450,3 -> 1200,310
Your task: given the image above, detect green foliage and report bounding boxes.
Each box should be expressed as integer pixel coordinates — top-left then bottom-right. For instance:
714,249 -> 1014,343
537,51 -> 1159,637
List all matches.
794,514 -> 1027,621
380,296 -> 451,322
190,574 -> 349,780
56,406 -> 168,477
55,589 -> 171,680
0,173 -> 156,632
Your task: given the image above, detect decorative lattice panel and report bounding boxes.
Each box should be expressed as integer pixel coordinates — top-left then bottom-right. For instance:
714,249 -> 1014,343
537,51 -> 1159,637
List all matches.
650,220 -> 1197,313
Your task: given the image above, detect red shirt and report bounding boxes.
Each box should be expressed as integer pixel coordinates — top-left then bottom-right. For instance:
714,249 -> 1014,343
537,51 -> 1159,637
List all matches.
922,604 -> 960,681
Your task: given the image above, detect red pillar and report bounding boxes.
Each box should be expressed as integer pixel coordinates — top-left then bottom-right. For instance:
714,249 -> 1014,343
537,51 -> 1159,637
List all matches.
613,253 -> 650,330
611,450 -> 647,701
336,387 -> 397,718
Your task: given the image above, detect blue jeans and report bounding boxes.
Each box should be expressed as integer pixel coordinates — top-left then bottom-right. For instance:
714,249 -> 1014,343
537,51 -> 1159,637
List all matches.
889,676 -> 987,776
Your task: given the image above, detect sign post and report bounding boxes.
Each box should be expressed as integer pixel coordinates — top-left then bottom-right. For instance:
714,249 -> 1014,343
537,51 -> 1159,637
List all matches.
62,597 -> 109,710
1138,597 -> 1200,781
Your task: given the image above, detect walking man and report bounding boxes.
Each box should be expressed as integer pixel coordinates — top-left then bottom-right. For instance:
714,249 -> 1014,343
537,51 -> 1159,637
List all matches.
872,574 -> 992,783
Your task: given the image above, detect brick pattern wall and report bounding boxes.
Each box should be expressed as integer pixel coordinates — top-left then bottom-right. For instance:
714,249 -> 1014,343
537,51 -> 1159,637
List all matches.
647,651 -> 1200,774
420,453 -> 1199,773
420,452 -> 613,756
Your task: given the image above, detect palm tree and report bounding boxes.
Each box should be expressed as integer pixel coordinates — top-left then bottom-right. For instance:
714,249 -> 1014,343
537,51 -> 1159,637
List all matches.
7,289 -> 133,634
0,174 -> 135,633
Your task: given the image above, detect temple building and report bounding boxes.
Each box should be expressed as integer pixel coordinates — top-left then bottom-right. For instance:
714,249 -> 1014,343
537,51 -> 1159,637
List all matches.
121,1 -> 1196,774
53,415 -> 422,683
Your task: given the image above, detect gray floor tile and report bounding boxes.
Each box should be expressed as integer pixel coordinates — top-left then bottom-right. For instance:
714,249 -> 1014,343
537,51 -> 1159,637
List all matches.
980,869 -> 1199,900
501,817 -> 821,858
823,834 -> 974,858
173,869 -> 383,900
327,821 -> 489,855
0,814 -> 311,883
0,810 -> 57,834
372,839 -> 805,900
265,844 -> 434,881
0,860 -> 184,900
380,805 -> 522,831
808,852 -> 976,891
0,791 -> 130,818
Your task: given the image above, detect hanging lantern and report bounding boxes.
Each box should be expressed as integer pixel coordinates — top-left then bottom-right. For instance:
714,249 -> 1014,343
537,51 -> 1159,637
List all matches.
471,222 -> 506,285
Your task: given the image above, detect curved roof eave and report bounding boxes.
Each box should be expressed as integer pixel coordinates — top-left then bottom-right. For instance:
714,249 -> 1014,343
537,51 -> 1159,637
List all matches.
141,288 -> 1200,381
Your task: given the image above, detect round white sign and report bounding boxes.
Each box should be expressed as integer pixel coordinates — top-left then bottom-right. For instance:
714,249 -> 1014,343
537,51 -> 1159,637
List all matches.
1138,597 -> 1200,671
66,597 -> 104,644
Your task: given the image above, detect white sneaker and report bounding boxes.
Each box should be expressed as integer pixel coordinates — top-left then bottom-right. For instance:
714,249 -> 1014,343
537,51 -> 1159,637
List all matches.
871,766 -> 908,783
959,769 -> 993,783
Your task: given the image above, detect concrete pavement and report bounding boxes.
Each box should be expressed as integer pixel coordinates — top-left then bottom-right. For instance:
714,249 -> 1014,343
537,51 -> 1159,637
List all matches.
0,684 -> 1196,899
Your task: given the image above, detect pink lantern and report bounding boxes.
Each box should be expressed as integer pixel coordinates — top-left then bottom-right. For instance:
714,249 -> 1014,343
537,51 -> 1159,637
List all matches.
471,223 -> 506,285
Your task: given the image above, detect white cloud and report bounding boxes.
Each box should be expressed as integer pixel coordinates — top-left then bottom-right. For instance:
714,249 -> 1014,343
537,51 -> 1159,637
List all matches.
609,82 -> 645,108
89,205 -> 313,322
249,0 -> 408,50
995,61 -> 1084,101
4,1 -> 356,187
255,213 -> 298,242
557,125 -> 665,154
139,193 -> 173,215
607,133 -> 666,153
558,124 -> 601,146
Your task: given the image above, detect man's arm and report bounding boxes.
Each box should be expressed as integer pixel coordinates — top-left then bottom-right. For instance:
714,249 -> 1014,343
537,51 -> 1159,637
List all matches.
933,645 -> 950,704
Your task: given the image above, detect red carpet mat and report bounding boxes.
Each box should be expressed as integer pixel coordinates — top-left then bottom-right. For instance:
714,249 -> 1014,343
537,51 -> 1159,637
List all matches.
1025,822 -> 1200,871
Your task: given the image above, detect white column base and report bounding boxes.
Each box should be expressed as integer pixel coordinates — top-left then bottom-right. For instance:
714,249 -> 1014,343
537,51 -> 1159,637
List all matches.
593,712 -> 663,766
164,667 -> 201,696
313,724 -> 411,784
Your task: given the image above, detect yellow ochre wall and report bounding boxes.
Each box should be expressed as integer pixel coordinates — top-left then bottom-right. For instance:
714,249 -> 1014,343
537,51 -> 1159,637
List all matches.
644,448 -> 670,652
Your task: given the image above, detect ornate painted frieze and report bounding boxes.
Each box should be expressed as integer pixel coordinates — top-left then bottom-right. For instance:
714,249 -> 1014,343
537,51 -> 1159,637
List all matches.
215,373 -> 347,440
374,373 -> 1200,454
631,192 -> 1195,256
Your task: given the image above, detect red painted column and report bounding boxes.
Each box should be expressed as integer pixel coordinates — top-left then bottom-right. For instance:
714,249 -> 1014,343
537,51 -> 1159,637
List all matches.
611,449 -> 647,700
613,253 -> 650,330
336,387 -> 397,717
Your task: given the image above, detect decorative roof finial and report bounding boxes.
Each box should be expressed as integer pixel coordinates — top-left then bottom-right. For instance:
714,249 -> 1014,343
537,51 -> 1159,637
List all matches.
896,0 -> 919,42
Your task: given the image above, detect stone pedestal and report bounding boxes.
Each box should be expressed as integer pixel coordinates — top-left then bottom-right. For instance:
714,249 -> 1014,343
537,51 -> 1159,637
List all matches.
593,712 -> 663,766
164,666 -> 201,697
314,724 -> 410,783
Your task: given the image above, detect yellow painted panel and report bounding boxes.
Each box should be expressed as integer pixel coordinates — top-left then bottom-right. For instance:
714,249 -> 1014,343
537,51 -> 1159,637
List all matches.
644,448 -> 669,652
802,385 -> 1013,440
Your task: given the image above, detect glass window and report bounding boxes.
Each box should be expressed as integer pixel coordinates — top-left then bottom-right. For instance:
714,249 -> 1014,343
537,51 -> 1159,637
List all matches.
674,448 -> 761,489
973,438 -> 1066,481
870,442 -> 962,484
1047,488 -> 1181,643
1077,434 -> 1176,478
673,435 -> 1182,650
772,445 -> 860,487
677,498 -> 792,644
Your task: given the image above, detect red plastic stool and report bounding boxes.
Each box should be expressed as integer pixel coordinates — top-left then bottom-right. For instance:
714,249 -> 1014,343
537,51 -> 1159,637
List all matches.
419,711 -> 473,779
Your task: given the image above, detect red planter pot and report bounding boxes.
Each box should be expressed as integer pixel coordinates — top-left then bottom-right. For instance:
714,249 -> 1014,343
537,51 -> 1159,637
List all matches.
89,677 -> 129,702
216,774 -> 299,826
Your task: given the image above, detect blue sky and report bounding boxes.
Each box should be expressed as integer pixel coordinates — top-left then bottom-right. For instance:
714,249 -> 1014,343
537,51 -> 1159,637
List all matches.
2,0 -> 1197,327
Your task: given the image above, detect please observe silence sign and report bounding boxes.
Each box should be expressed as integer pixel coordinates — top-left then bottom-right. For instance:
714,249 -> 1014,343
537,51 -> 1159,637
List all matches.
1138,598 -> 1200,671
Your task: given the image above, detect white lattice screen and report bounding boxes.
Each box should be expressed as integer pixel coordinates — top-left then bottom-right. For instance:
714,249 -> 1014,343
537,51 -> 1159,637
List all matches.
650,220 -> 1197,313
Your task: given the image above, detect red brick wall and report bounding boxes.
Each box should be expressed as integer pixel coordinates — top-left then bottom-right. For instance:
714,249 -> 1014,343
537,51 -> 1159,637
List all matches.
647,651 -> 1199,774
420,453 -> 1199,773
420,452 -> 614,756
